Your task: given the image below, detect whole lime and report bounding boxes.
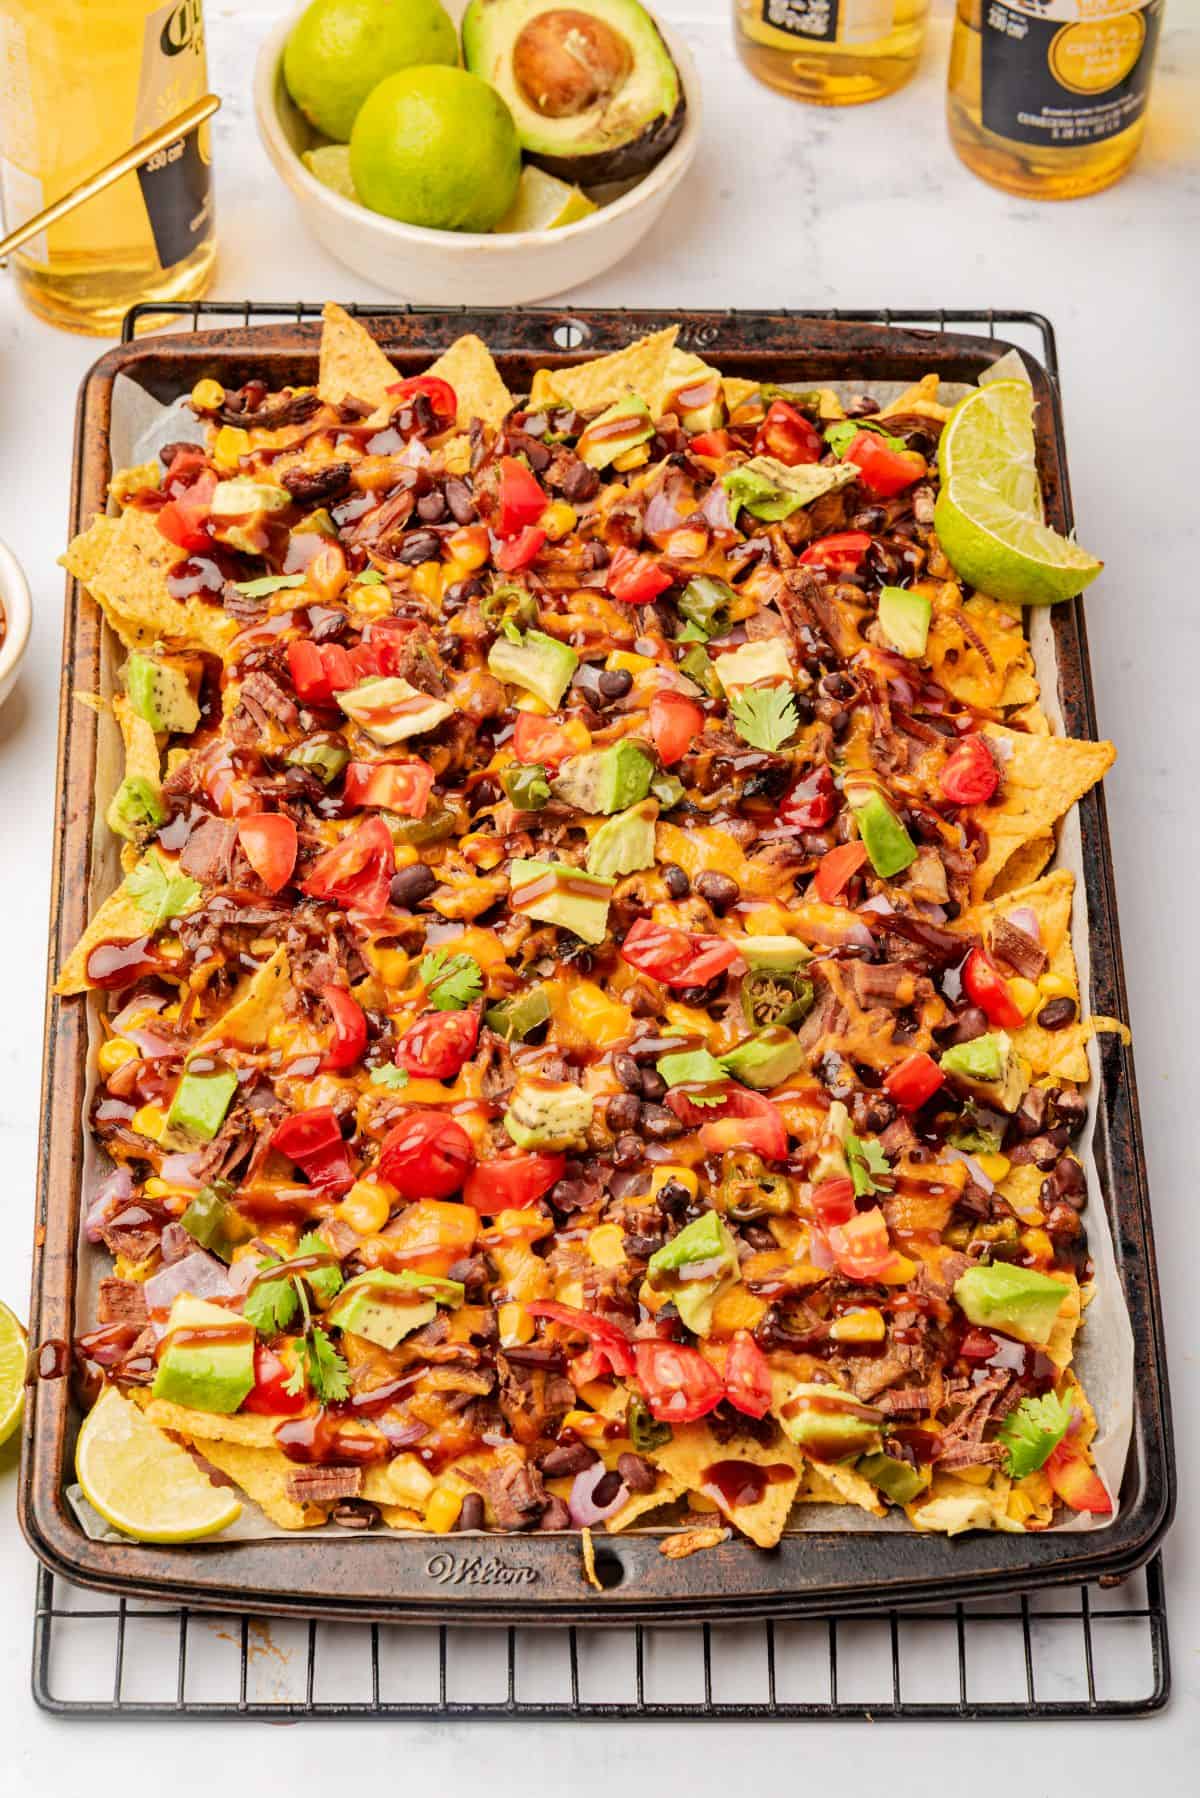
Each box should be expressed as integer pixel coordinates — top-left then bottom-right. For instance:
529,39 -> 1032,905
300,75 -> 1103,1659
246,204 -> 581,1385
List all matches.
283,0 -> 458,143
350,67 -> 521,233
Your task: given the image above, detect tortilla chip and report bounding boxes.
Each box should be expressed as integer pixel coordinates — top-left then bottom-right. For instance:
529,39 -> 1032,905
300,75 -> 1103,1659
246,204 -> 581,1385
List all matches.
972,726 -> 1115,900
1044,1274 -> 1082,1371
56,871 -> 165,995
529,326 -> 679,417
317,301 -> 397,415
424,334 -> 513,430
654,1422 -> 805,1549
999,1161 -> 1048,1225
379,1505 -> 423,1531
189,1440 -> 324,1530
926,587 -> 1033,712
908,1469 -> 1021,1535
143,1399 -> 280,1447
63,508 -> 233,657
580,1526 -> 602,1590
990,832 -> 1055,895
660,1525 -> 729,1558
957,871 -> 1091,1079
722,376 -> 760,412
798,1460 -> 887,1517
441,433 -> 473,476
606,1475 -> 686,1532
195,946 -> 290,1050
360,1454 -> 435,1510
879,372 -> 949,424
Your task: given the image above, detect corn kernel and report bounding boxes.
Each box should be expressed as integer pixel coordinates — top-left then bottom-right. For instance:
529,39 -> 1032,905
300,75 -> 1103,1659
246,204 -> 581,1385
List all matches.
612,443 -> 650,472
446,525 -> 489,570
336,1179 -> 392,1236
514,692 -> 552,714
650,1166 -> 698,1200
1038,972 -> 1071,998
97,1036 -> 138,1077
975,1152 -> 1012,1183
307,542 -> 347,602
829,1307 -> 886,1344
1021,1227 -> 1054,1266
424,1487 -> 463,1534
538,500 -> 576,541
410,561 -> 442,603
562,1408 -> 608,1439
143,1178 -> 171,1199
212,425 -> 250,472
876,1254 -> 919,1286
190,378 -> 225,412
1008,977 -> 1040,1018
587,1224 -> 626,1268
498,1301 -> 534,1347
131,1104 -> 166,1143
606,650 -> 654,676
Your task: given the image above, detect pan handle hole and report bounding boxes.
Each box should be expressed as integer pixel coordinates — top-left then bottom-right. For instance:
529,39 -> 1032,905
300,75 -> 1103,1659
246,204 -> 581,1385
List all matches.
552,320 -> 590,350
590,1549 -> 624,1589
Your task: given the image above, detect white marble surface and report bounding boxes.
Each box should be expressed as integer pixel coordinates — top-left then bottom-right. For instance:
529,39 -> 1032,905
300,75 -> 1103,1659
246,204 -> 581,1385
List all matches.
1,0 -> 1198,1784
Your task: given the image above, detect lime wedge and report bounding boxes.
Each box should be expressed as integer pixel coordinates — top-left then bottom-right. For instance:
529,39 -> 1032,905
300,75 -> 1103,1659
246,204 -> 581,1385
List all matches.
0,1301 -> 27,1448
302,144 -> 358,203
76,1387 -> 242,1543
495,165 -> 597,234
935,381 -> 1102,606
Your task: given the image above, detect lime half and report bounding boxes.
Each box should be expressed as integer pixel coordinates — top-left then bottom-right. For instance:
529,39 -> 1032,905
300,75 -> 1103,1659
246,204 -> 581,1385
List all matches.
76,1387 -> 241,1543
0,1301 -> 27,1448
935,381 -> 1102,606
496,166 -> 598,234
303,144 -> 357,203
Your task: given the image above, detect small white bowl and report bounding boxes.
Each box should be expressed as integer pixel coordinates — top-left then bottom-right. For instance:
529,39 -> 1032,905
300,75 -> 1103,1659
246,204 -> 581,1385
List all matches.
252,14 -> 701,306
0,538 -> 32,714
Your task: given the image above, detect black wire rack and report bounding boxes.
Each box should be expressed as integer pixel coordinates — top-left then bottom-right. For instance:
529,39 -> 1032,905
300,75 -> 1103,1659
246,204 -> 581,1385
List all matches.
58,300 -> 1161,1724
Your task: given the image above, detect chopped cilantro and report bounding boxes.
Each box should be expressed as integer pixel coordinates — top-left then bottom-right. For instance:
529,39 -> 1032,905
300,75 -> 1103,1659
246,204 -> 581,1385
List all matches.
657,1048 -> 727,1087
126,852 -> 200,930
285,1326 -> 351,1405
997,1390 -> 1075,1479
845,1130 -> 891,1198
232,573 -> 305,598
243,1259 -> 299,1336
355,568 -> 384,585
369,1064 -> 410,1091
298,1230 -> 344,1306
420,948 -> 483,1011
824,420 -> 907,459
729,684 -> 800,753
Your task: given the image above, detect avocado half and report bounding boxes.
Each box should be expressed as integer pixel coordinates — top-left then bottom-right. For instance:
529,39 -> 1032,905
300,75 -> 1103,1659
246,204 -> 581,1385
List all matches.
462,0 -> 686,185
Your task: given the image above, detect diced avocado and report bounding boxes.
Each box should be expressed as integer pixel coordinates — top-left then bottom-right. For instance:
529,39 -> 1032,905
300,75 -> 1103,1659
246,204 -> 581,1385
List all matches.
941,1031 -> 1028,1112
741,936 -> 812,973
810,1101 -> 852,1184
107,774 -> 166,842
209,478 -> 290,517
722,455 -> 857,523
586,799 -> 657,878
488,629 -> 578,708
856,1451 -> 929,1506
125,653 -> 200,735
647,1211 -> 738,1333
678,575 -> 735,638
328,1270 -> 464,1351
847,786 -> 917,879
576,393 -> 654,470
778,1383 -> 882,1461
651,771 -> 685,810
165,1063 -> 238,1144
647,1211 -> 736,1278
485,986 -> 551,1042
151,1295 -> 255,1415
877,585 -> 931,660
461,0 -> 685,186
180,1183 -> 248,1264
337,677 -> 454,745
286,738 -> 350,783
552,739 -> 655,814
664,350 -> 726,434
504,1077 -> 594,1150
721,1024 -> 805,1090
953,1262 -> 1068,1347
509,857 -> 614,944
713,638 -> 794,694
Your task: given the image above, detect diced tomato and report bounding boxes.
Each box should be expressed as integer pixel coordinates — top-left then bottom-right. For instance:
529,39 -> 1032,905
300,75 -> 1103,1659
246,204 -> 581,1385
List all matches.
780,764 -> 837,830
320,984 -> 367,1072
395,1007 -> 480,1081
844,431 -> 926,497
633,1339 -> 725,1423
699,1088 -> 788,1162
939,735 -> 1000,807
962,947 -> 1024,1029
496,457 -> 548,538
810,1177 -> 856,1230
272,1106 -> 353,1194
607,545 -> 673,606
884,1051 -> 945,1112
384,374 -> 458,425
813,839 -> 869,903
799,531 -> 872,574
286,638 -> 357,705
241,1343 -> 308,1416
156,469 -> 216,553
462,1148 -> 565,1215
377,1110 -> 475,1200
620,918 -> 740,990
959,1329 -> 999,1362
528,1301 -> 635,1379
723,1329 -> 773,1419
342,759 -> 434,817
495,525 -> 546,572
1044,1443 -> 1113,1514
301,816 -> 394,917
163,446 -> 209,490
649,690 -> 704,766
754,399 -> 823,467
827,1207 -> 898,1280
688,429 -> 735,458
512,713 -> 586,769
237,813 -> 297,893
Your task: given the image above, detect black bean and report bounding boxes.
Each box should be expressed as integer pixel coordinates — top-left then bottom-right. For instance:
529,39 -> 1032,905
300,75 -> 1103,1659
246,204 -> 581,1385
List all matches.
560,459 -> 600,503
612,1133 -> 643,1169
540,1441 -> 599,1477
1013,1087 -> 1047,1138
617,1452 -> 656,1495
1041,1156 -> 1086,1209
639,1068 -> 667,1101
1051,1086 -> 1088,1136
1023,1133 -> 1064,1171
592,1470 -> 624,1509
614,1052 -> 642,1092
851,505 -> 887,534
641,1103 -> 683,1141
456,1493 -> 485,1532
549,1177 -> 593,1214
394,529 -> 442,565
1037,997 -> 1077,1030
696,870 -> 739,913
1044,1201 -> 1083,1245
845,396 -> 881,418
598,668 -> 633,701
389,864 -> 437,907
537,1497 -> 572,1531
281,460 -> 353,506
330,1498 -> 381,1530
935,1005 -> 990,1047
662,863 -> 690,899
656,1179 -> 691,1220
606,1092 -> 642,1134
416,490 -> 447,523
443,476 -> 477,524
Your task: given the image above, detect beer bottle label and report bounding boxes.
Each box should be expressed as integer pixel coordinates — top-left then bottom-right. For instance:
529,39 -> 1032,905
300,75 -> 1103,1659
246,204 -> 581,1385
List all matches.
134,0 -> 212,270
981,0 -> 1163,149
757,1 -> 895,47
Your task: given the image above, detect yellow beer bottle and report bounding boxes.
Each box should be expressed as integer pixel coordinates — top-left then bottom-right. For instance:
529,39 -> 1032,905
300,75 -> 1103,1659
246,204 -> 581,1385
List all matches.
0,0 -> 215,334
947,0 -> 1165,199
733,0 -> 930,105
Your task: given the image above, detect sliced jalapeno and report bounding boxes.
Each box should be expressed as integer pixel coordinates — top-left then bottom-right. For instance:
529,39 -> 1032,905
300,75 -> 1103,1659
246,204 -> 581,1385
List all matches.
502,763 -> 551,810
740,967 -> 815,1029
627,1394 -> 673,1454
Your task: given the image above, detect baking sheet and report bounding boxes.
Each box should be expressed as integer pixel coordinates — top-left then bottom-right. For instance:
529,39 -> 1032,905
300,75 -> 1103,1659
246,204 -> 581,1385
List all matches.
67,359 -> 1133,1545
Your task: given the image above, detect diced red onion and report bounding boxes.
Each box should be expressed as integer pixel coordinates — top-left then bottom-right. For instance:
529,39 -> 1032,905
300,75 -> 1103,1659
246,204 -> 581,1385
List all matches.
918,903 -> 948,925
122,1024 -> 177,1057
84,1167 -> 133,1244
859,895 -> 895,918
225,1256 -> 262,1295
1004,905 -> 1041,942
568,1462 -> 629,1528
143,1250 -> 232,1316
945,1146 -> 994,1195
807,1229 -> 836,1270
643,489 -> 690,540
400,438 -> 430,468
677,1255 -> 725,1283
378,1417 -> 429,1450
699,482 -> 734,533
159,1151 -> 206,1190
803,915 -> 874,951
160,1222 -> 194,1264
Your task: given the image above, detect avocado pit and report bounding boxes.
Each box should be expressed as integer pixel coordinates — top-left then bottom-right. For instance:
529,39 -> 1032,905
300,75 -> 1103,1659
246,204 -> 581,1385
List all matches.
513,10 -> 633,119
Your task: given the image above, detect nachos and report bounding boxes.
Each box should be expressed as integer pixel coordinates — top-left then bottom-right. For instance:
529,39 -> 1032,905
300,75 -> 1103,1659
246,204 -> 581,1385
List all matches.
60,307 -> 1120,1546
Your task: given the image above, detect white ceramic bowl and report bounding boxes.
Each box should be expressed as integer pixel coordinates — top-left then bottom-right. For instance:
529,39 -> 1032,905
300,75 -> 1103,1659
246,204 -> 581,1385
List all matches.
0,538 -> 31,714
252,14 -> 700,306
